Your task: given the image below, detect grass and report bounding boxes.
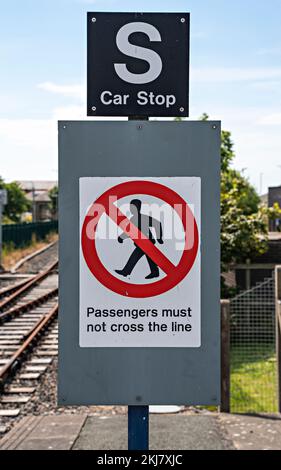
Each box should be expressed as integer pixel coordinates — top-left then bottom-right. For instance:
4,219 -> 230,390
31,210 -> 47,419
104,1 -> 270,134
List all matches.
230,343 -> 278,413
2,233 -> 58,271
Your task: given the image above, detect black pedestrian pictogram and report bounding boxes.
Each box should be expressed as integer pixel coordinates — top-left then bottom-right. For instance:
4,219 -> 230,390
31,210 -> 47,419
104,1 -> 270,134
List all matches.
115,199 -> 163,279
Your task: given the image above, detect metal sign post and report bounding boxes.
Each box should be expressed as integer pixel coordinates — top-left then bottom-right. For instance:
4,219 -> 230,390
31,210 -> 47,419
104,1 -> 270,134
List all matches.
127,115 -> 149,451
128,405 -> 149,450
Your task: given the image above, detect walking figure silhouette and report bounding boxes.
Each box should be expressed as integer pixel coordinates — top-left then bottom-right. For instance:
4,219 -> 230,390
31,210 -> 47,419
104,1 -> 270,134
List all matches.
115,199 -> 163,279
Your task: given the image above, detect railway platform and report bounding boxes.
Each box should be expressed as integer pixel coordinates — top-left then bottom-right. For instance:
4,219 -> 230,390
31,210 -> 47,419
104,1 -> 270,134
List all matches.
1,412 -> 281,450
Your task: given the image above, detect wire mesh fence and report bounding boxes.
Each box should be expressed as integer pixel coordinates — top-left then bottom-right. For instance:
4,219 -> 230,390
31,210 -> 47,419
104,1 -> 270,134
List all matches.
229,275 -> 278,414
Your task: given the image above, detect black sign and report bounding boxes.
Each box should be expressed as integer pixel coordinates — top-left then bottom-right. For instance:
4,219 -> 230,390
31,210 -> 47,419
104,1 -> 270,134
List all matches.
87,12 -> 190,117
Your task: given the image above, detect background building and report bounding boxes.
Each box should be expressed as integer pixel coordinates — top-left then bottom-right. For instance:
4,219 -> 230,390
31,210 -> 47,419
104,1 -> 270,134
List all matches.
17,181 -> 58,222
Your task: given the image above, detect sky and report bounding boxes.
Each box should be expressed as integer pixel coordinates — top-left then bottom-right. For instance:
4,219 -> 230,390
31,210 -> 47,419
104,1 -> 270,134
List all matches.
0,0 -> 281,194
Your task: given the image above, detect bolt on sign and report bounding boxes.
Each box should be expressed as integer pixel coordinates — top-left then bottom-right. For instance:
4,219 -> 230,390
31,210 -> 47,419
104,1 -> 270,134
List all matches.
80,177 -> 200,347
87,12 -> 190,117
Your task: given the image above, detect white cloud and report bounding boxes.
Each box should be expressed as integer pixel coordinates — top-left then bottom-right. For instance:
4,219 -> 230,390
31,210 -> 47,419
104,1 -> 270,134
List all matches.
191,67 -> 281,83
0,118 -> 57,181
38,67 -> 281,106
38,82 -> 85,100
189,104 -> 281,192
259,113 -> 281,126
53,105 -> 85,120
0,105 -> 126,181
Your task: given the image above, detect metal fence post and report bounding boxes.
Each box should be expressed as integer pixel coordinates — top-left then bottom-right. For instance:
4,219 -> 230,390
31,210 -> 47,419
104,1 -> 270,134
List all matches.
275,266 -> 281,413
220,300 -> 230,413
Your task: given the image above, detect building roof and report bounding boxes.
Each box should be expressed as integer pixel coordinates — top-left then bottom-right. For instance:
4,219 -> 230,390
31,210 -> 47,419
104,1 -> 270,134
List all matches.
25,192 -> 51,203
17,181 -> 57,192
269,232 -> 281,241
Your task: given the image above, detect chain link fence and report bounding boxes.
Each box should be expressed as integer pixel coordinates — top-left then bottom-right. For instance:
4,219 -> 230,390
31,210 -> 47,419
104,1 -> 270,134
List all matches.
229,275 -> 278,413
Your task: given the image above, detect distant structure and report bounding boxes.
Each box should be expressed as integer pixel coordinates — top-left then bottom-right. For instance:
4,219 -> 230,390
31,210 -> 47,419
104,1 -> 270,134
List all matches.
268,185 -> 281,231
227,184 -> 281,292
17,181 -> 58,222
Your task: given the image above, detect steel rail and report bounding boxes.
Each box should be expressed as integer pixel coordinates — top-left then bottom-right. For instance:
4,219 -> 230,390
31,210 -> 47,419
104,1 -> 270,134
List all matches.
0,287 -> 58,323
0,260 -> 58,312
0,277 -> 35,300
0,303 -> 58,386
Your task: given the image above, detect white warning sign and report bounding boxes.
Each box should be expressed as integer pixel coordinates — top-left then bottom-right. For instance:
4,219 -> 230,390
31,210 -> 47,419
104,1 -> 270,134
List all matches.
80,177 -> 201,347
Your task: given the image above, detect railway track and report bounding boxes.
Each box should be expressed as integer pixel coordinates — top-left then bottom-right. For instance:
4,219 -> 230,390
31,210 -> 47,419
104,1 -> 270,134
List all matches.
0,260 -> 58,313
0,261 -> 58,424
0,277 -> 33,303
13,240 -> 58,275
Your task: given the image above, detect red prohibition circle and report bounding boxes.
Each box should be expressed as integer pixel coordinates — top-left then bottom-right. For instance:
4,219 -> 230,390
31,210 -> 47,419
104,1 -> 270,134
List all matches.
81,181 -> 199,298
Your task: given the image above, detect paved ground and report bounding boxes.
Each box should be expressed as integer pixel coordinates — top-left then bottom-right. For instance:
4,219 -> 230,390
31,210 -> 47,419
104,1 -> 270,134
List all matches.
219,413 -> 281,450
0,412 -> 281,450
73,415 -> 233,450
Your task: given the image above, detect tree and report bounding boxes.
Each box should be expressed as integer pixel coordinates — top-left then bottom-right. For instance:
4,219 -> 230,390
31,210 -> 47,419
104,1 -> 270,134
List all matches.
218,122 -> 280,296
198,115 -> 281,296
0,177 -> 31,223
48,186 -> 58,218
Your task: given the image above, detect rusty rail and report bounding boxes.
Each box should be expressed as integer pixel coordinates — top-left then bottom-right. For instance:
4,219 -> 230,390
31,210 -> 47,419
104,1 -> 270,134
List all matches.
0,277 -> 35,300
0,287 -> 58,324
0,303 -> 58,386
0,260 -> 58,312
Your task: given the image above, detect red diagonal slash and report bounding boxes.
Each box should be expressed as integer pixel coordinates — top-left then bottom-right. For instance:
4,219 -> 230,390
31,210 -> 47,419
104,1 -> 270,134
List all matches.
105,200 -> 176,275
82,180 -> 199,298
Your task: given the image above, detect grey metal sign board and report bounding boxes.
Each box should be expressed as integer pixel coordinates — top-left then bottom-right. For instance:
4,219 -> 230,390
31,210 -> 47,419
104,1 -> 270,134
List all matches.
58,121 -> 221,406
87,12 -> 190,117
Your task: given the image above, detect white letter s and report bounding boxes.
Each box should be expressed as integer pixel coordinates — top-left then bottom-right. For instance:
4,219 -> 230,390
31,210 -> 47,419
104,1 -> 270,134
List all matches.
114,22 -> 162,85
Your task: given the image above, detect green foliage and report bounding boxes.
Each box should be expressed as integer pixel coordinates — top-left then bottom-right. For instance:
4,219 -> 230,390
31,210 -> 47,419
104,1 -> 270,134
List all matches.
199,115 -> 281,297
0,177 -> 31,223
48,185 -> 58,216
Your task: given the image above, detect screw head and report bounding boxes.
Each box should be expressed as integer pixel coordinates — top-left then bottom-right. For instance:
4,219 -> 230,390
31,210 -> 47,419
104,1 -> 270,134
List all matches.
181,18 -> 186,23
92,17 -> 96,23
180,107 -> 185,113
92,106 -> 96,112
137,125 -> 143,130
212,124 -> 217,129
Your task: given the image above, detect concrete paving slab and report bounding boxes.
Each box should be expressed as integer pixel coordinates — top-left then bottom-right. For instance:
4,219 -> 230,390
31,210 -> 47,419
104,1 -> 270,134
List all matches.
219,413 -> 281,451
0,416 -> 39,450
74,416 -> 127,451
73,415 -> 234,450
16,415 -> 86,450
2,415 -> 87,450
2,413 -> 280,451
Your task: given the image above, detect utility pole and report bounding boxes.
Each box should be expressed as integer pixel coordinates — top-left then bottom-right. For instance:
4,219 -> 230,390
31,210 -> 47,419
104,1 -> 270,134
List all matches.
32,182 -> 36,222
259,173 -> 263,196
